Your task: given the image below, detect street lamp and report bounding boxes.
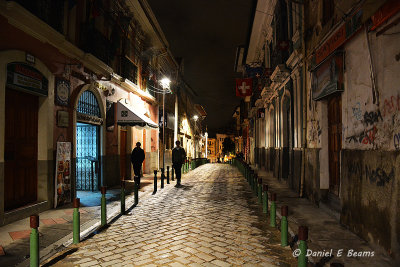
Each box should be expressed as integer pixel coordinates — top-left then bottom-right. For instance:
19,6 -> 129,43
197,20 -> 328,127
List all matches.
193,115 -> 198,159
205,131 -> 208,159
160,77 -> 170,170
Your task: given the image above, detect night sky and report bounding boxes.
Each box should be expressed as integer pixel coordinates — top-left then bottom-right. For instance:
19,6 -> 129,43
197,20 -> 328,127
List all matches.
147,0 -> 255,136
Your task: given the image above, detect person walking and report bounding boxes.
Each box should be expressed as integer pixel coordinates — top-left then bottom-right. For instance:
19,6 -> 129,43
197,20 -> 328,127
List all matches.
172,140 -> 186,187
131,142 -> 145,188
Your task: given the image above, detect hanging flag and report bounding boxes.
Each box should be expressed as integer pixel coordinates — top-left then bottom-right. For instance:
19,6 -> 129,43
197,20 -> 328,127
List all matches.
278,40 -> 290,51
236,78 -> 252,97
245,65 -> 263,78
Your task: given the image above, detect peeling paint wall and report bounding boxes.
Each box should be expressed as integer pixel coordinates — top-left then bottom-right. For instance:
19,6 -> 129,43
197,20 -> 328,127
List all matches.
341,150 -> 400,256
343,22 -> 400,151
340,16 -> 400,258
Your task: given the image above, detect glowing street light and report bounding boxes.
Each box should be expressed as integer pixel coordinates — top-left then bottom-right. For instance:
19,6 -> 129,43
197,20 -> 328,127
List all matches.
193,115 -> 199,158
160,77 -> 170,170
160,77 -> 171,89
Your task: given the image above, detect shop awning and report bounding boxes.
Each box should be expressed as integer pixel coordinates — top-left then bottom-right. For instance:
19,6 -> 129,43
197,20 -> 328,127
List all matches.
116,101 -> 158,128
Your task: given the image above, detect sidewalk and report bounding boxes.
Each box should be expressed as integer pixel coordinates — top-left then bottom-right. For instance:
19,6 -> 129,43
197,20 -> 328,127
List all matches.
0,174 -> 157,267
252,166 -> 395,266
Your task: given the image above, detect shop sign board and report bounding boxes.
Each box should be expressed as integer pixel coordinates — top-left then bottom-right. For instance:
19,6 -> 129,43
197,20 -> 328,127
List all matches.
315,9 -> 363,65
312,52 -> 344,101
6,62 -> 48,96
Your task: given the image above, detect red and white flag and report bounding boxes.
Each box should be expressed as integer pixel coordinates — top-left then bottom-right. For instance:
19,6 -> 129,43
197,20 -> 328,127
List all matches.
236,78 -> 252,97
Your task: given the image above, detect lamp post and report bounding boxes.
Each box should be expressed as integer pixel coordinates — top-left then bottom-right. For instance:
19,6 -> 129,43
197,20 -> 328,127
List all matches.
160,77 -> 171,170
193,115 -> 198,159
205,131 -> 208,159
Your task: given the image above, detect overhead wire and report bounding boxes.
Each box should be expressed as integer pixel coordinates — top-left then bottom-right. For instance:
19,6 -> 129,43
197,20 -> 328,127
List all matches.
146,83 -> 172,94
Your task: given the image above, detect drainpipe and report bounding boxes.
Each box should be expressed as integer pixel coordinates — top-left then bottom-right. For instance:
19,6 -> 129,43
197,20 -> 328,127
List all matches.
300,1 -> 307,198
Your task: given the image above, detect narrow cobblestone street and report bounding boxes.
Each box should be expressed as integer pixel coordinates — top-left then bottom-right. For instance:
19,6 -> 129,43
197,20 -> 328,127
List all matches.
49,164 -> 296,267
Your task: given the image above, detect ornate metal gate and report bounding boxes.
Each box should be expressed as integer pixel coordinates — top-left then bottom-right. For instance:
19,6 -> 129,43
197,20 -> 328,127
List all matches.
76,90 -> 101,191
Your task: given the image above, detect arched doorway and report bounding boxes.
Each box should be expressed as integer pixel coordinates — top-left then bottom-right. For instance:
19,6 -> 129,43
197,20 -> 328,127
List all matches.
75,90 -> 102,192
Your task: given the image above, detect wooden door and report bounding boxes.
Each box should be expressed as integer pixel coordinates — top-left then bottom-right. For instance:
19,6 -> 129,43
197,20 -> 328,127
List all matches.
328,94 -> 342,195
4,88 -> 38,211
120,130 -> 127,180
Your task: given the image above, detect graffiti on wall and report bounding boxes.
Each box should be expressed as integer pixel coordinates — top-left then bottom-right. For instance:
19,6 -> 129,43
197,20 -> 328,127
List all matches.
348,161 -> 394,187
352,102 -> 362,121
308,119 -> 321,144
346,126 -> 377,145
362,110 -> 383,126
383,94 -> 400,117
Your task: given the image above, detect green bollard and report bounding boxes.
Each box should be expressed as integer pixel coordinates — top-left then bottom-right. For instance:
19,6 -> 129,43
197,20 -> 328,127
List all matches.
73,198 -> 80,244
298,226 -> 308,267
101,186 -> 107,226
153,170 -> 158,194
270,193 -> 276,227
281,205 -> 288,247
258,178 -> 262,203
30,215 -> 39,267
134,182 -> 139,205
262,184 -> 269,214
121,181 -> 125,214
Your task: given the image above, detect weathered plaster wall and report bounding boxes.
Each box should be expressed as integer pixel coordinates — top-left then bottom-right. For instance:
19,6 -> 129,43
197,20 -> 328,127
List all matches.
343,21 -> 400,151
303,148 -> 320,204
341,150 -> 400,257
306,71 -> 322,148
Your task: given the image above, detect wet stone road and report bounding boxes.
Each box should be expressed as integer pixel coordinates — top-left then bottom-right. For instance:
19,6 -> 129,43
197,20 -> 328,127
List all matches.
51,164 -> 296,267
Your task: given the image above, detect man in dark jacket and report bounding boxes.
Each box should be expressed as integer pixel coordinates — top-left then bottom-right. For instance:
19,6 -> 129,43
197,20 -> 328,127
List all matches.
131,142 -> 145,188
172,140 -> 186,187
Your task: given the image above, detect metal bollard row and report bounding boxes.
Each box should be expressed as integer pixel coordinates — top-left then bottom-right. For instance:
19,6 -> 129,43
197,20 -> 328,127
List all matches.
30,214 -> 39,267
101,186 -> 107,226
121,181 -> 125,214
167,166 -> 170,184
233,158 -> 307,263
298,226 -> 308,267
161,168 -> 165,189
153,170 -> 158,194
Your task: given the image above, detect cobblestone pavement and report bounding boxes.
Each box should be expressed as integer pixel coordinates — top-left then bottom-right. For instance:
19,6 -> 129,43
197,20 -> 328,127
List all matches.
48,164 -> 296,266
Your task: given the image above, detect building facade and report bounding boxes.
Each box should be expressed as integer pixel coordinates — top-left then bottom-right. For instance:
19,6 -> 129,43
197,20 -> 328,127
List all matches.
242,0 -> 400,259
207,138 -> 217,162
0,0 -> 193,226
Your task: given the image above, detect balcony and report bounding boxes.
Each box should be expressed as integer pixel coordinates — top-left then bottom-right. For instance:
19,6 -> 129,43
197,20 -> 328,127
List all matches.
80,23 -> 114,66
10,0 -> 64,34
